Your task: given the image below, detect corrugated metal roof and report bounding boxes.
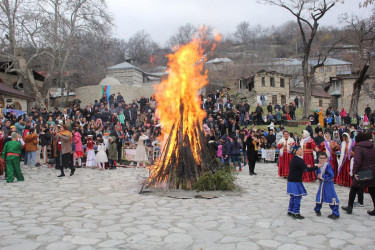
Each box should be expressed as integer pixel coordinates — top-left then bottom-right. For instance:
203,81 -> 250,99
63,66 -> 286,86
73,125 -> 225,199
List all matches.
106,62 -> 144,73
206,58 -> 233,64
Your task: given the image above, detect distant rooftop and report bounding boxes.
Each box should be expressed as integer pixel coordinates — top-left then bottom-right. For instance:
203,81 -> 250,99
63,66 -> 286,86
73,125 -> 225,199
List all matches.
206,58 -> 233,64
273,58 -> 352,66
106,62 -> 144,73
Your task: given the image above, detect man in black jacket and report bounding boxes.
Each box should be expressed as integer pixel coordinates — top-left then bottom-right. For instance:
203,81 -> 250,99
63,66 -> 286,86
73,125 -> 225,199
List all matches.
267,103 -> 273,114
255,103 -> 263,125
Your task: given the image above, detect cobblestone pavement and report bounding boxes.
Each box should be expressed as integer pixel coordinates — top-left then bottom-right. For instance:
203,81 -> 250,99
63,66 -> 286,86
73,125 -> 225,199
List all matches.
1,163 -> 375,250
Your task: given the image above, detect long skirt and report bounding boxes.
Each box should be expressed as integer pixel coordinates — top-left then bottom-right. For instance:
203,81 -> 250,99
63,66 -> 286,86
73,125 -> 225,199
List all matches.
331,154 -> 339,183
278,152 -> 293,177
302,152 -> 316,182
336,158 -> 352,187
86,150 -> 96,167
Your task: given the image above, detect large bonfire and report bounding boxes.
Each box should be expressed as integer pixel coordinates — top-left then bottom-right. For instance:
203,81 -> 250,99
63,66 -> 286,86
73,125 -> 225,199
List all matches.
146,36 -> 221,190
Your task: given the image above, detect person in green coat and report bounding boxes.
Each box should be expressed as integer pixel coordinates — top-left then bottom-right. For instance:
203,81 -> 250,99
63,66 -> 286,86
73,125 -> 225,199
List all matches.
1,132 -> 24,183
108,136 -> 118,170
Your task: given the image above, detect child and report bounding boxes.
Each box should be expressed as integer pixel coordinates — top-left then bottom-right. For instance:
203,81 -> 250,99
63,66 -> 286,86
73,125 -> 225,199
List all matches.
1,132 -> 24,183
287,144 -> 320,219
72,127 -> 83,168
108,136 -> 118,170
85,135 -> 96,167
95,138 -> 108,169
314,152 -> 340,219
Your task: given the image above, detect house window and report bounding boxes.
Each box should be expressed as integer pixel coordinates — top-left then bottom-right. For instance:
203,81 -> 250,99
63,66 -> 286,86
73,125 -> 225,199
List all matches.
281,95 -> 286,104
319,99 -> 323,107
270,77 -> 275,87
272,95 -> 277,104
319,67 -> 324,73
327,66 -> 332,72
261,77 -> 265,86
280,78 -> 285,88
13,101 -> 22,110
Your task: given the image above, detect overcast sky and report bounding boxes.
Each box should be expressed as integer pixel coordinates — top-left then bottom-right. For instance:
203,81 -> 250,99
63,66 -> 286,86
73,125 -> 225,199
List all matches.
106,0 -> 372,46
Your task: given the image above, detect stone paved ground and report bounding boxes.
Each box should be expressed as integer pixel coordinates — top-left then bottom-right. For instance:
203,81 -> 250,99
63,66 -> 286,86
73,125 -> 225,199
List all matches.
1,163 -> 375,250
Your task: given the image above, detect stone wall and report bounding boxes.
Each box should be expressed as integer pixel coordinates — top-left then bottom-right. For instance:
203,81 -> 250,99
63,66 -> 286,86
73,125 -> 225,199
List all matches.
75,83 -> 157,107
0,95 -> 29,111
338,78 -> 375,114
289,93 -> 330,111
253,75 -> 290,105
106,69 -> 143,86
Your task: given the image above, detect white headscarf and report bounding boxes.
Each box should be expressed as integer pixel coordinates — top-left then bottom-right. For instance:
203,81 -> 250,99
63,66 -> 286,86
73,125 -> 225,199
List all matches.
338,132 -> 353,174
278,134 -> 295,157
300,130 -> 311,151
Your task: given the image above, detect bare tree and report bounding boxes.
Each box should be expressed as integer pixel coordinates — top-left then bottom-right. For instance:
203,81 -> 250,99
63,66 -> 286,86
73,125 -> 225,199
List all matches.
234,21 -> 251,45
168,23 -> 197,49
259,0 -> 336,119
125,30 -> 159,66
341,11 -> 375,116
0,0 -> 112,108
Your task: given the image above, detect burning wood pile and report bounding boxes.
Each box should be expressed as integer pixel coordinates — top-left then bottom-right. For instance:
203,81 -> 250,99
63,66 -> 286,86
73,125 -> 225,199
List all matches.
146,36 -> 221,190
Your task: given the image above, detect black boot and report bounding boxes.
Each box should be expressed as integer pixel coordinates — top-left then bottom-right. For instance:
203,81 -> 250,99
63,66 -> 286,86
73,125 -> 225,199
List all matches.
293,214 -> 305,219
341,206 -> 353,214
367,210 -> 375,216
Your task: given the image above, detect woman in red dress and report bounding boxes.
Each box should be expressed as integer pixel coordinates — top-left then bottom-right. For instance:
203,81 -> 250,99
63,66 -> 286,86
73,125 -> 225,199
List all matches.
277,131 -> 295,177
300,130 -> 318,182
336,133 -> 354,187
318,132 -> 340,183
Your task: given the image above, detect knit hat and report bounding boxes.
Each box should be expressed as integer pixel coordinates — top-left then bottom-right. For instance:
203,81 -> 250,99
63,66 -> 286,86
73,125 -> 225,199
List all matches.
291,144 -> 300,155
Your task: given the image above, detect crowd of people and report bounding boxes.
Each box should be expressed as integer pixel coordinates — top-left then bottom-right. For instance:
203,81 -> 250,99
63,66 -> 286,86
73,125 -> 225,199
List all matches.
0,89 -> 374,218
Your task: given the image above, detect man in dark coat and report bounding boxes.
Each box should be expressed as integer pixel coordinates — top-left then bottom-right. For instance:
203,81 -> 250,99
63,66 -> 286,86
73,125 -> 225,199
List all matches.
255,103 -> 263,125
294,96 -> 299,108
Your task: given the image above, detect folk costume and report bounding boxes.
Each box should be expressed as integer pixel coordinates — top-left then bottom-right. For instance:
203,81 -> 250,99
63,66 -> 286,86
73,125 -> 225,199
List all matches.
300,130 -> 317,182
73,131 -> 84,167
287,144 -> 319,219
319,137 -> 339,182
95,143 -> 108,169
314,162 -> 340,217
1,133 -> 24,183
85,135 -> 96,167
336,133 -> 354,187
277,136 -> 295,177
134,134 -> 149,168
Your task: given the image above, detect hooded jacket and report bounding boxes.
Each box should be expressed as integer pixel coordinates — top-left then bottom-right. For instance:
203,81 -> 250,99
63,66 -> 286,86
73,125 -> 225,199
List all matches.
352,140 -> 375,187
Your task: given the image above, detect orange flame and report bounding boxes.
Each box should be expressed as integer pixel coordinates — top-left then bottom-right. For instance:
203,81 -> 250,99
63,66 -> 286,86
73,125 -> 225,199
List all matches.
148,38 -> 207,186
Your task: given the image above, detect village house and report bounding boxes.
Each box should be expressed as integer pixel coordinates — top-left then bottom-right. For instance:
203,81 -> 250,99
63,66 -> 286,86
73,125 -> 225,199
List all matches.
238,70 -> 291,106
324,75 -> 375,113
290,85 -> 331,110
0,83 -> 34,111
0,62 -> 44,111
269,57 -> 352,86
75,61 -> 165,106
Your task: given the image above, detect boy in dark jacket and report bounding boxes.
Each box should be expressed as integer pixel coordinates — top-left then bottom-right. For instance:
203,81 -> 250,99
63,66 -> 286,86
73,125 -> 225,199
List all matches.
287,144 -> 320,219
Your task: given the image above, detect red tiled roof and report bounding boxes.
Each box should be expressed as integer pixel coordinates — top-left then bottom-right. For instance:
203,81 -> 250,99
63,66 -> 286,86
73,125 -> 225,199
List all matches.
0,83 -> 34,101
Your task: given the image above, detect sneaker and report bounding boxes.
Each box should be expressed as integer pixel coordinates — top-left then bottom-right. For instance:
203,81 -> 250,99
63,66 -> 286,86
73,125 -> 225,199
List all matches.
328,214 -> 340,219
287,212 -> 292,216
354,202 -> 364,207
315,211 -> 321,216
293,214 -> 305,219
341,206 -> 353,214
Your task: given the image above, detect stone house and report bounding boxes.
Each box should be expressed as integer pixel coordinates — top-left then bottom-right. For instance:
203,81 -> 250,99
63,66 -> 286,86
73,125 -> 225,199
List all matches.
290,86 -> 331,110
75,62 -> 164,107
324,75 -> 375,113
238,70 -> 291,106
269,58 -> 352,86
0,82 -> 34,111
